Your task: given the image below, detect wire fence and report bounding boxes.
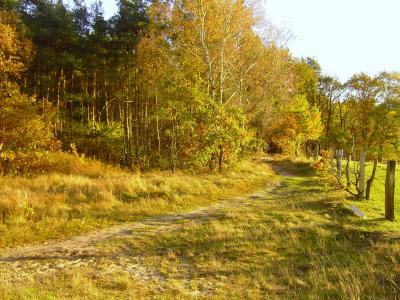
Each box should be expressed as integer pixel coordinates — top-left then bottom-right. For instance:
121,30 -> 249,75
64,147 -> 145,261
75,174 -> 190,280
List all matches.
332,151 -> 398,220
369,168 -> 400,200
373,179 -> 386,194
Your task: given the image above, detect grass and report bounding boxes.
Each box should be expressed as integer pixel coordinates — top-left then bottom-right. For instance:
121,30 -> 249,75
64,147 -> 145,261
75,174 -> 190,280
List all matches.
1,159 -> 400,298
0,155 -> 275,248
337,159 -> 400,232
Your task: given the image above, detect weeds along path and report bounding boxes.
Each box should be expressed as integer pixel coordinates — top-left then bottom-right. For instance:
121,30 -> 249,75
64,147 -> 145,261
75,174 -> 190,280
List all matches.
0,162 -> 294,283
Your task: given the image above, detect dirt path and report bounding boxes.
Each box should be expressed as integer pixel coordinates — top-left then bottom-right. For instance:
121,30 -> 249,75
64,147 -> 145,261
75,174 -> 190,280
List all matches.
0,163 -> 291,283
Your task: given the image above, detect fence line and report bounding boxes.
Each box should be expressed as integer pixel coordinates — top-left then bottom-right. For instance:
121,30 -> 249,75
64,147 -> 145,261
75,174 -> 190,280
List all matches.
333,149 -> 396,221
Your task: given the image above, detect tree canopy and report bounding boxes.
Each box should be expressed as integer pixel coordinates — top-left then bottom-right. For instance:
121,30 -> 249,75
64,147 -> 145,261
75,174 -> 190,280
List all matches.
7,0 -> 400,173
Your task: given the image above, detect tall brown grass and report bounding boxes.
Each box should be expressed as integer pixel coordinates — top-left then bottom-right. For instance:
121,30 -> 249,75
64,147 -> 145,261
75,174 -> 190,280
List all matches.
0,153 -> 275,248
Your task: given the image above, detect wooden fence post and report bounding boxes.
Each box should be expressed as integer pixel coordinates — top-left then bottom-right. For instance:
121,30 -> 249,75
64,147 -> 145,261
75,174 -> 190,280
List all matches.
330,149 -> 335,175
336,149 -> 343,178
385,160 -> 396,222
313,143 -> 319,161
358,149 -> 366,199
346,154 -> 351,188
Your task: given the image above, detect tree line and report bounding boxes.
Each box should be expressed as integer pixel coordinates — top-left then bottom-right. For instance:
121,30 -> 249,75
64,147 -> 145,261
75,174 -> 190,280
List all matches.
3,0 -> 399,174
1,0 -> 324,173
316,70 -> 400,161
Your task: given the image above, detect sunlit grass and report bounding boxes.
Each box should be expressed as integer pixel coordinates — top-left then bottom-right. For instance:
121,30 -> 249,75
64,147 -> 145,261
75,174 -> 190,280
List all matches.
0,158 -> 276,248
2,160 -> 399,298
337,159 -> 400,231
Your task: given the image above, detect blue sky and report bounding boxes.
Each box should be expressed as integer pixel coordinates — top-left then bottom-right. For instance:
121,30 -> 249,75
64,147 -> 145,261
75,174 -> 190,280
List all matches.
97,0 -> 117,18
87,0 -> 400,82
264,0 -> 400,82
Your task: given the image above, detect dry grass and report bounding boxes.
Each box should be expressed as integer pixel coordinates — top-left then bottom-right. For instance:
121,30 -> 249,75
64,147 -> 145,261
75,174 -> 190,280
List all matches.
95,163 -> 399,299
2,160 -> 400,299
1,151 -> 123,177
0,155 -> 274,248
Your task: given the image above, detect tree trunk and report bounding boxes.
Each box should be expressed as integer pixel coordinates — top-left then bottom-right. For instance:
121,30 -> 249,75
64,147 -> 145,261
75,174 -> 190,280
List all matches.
346,155 -> 351,188
155,93 -> 161,159
171,117 -> 177,173
209,154 -> 215,172
218,145 -> 224,173
313,143 -> 319,161
358,148 -> 366,200
92,71 -> 97,129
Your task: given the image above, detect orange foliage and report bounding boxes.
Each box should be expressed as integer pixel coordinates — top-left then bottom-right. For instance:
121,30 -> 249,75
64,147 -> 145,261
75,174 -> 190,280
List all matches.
0,10 -> 33,88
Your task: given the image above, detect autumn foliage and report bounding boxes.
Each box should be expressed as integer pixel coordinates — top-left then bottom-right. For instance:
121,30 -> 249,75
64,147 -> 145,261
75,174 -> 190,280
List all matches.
0,10 -> 58,175
0,1 -> 325,175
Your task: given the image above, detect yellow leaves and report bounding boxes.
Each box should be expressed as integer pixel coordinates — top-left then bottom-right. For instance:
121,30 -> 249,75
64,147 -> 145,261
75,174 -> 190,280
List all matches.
266,93 -> 323,154
101,1 -> 324,165
0,10 -> 33,84
387,110 -> 397,119
0,89 -> 57,152
0,150 -> 16,161
0,12 -> 56,156
143,0 -> 264,105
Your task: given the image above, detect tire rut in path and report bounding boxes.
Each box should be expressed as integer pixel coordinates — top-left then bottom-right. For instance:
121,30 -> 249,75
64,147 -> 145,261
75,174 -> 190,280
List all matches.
0,162 -> 290,282
1,202 -> 234,261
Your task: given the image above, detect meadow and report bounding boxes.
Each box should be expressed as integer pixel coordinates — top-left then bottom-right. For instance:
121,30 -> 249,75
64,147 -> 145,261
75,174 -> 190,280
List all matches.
1,159 -> 400,299
0,154 -> 273,248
